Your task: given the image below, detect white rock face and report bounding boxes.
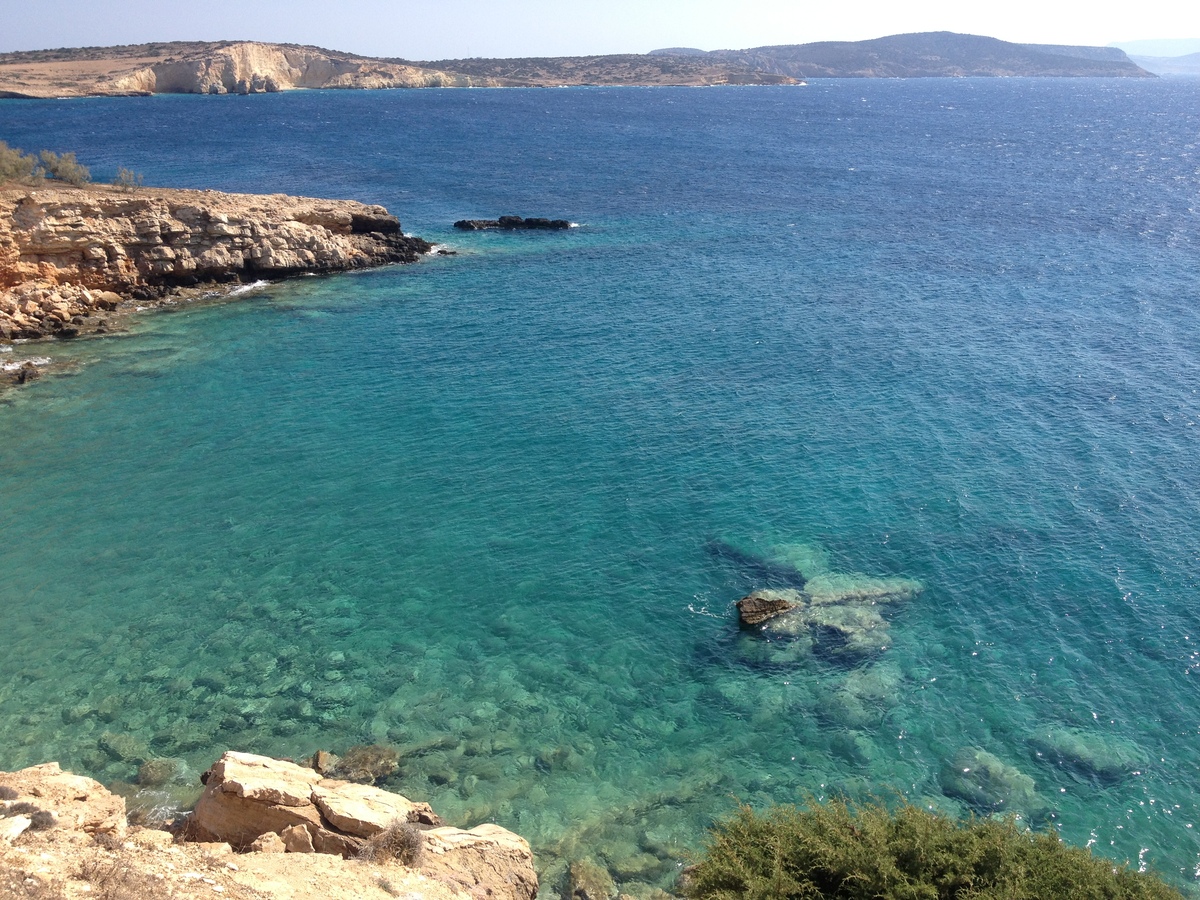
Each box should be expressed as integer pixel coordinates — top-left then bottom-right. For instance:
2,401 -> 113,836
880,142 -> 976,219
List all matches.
107,42 -> 479,95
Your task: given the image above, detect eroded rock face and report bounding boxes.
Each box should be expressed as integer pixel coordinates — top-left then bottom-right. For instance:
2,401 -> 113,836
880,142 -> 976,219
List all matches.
0,184 -> 432,340
106,42 -> 482,96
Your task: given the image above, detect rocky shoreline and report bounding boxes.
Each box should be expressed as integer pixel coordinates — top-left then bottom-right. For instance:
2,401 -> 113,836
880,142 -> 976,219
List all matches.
0,750 -> 537,900
0,183 -> 432,357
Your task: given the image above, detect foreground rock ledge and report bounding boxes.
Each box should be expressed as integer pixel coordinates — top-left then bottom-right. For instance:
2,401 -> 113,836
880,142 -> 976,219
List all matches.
0,183 -> 433,341
0,752 -> 537,900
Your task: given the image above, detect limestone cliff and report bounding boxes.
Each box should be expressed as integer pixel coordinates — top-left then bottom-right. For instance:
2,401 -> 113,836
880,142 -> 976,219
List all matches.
0,41 -> 486,98
0,184 -> 432,340
108,42 -> 482,95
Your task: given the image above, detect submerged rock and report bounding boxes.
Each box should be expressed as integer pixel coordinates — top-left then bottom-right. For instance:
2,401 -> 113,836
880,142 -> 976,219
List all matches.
940,747 -> 1050,821
1028,727 -> 1144,783
567,858 -> 617,900
137,757 -> 190,787
804,572 -> 923,606
328,743 -> 399,784
725,539 -> 923,663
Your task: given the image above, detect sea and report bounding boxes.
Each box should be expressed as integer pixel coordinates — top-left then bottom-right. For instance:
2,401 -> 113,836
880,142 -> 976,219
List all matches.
2,79 -> 1199,893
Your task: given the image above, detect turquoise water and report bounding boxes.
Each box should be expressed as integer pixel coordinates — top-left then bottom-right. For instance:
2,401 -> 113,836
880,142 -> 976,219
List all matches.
3,80 -> 1200,892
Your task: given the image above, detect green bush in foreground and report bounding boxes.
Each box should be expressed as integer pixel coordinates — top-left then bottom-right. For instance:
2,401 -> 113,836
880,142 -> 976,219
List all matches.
0,141 -> 91,185
684,800 -> 1183,900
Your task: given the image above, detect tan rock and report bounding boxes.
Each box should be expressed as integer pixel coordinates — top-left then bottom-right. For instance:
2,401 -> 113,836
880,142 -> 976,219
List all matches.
310,749 -> 339,775
191,776 -> 324,846
201,751 -> 320,807
0,761 -> 126,836
192,752 -> 432,857
0,755 -> 534,900
281,823 -> 315,853
312,779 -> 440,838
0,183 -> 430,341
422,824 -> 539,900
249,831 -> 287,853
0,815 -> 31,843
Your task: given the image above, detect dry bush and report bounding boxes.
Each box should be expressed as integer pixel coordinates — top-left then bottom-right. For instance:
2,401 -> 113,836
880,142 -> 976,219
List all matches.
74,856 -> 175,900
357,820 -> 425,867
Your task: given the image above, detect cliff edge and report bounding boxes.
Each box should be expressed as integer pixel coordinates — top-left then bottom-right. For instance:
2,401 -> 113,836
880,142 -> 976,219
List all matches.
0,183 -> 431,341
0,752 -> 538,900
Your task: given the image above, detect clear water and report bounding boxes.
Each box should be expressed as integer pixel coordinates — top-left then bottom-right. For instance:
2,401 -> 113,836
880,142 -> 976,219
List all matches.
2,80 -> 1200,892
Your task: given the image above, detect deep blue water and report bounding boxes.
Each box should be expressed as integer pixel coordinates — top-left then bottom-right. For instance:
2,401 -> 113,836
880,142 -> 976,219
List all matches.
2,79 -> 1200,892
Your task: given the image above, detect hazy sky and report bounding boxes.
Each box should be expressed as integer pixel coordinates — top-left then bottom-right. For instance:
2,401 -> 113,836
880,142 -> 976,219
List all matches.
1,0 -> 1197,58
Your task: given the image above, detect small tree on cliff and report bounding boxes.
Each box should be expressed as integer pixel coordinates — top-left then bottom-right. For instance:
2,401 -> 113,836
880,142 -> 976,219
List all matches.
0,141 -> 37,182
38,150 -> 91,186
113,166 -> 144,193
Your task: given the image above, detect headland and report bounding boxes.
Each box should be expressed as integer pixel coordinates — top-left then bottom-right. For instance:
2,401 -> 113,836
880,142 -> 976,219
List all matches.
0,183 -> 431,352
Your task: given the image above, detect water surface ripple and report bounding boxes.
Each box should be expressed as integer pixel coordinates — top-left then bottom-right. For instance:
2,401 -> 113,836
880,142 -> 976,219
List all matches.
2,79 -> 1200,891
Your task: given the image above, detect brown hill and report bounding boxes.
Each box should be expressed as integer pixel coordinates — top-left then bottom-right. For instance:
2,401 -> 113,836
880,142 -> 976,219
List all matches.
652,32 -> 1153,78
412,54 -> 798,86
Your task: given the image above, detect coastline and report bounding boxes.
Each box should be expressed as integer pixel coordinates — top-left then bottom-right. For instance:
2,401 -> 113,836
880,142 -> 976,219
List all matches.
0,182 -> 432,387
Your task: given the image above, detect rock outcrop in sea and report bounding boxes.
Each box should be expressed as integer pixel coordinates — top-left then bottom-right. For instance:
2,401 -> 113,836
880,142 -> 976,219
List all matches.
0,184 -> 432,341
721,540 -> 923,661
0,751 -> 538,900
454,216 -> 572,231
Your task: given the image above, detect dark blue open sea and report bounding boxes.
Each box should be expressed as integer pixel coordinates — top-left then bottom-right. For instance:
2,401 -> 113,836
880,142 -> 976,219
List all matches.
3,79 -> 1200,892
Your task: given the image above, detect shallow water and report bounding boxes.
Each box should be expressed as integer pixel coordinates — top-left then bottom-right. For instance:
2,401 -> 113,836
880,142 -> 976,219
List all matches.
2,79 -> 1200,891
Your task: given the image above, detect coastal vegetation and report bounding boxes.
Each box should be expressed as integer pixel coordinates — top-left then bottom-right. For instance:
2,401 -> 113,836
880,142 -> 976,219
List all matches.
685,801 -> 1183,900
0,141 -> 90,186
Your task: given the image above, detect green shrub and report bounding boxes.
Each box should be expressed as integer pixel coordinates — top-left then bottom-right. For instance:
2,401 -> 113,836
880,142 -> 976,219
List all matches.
684,800 -> 1184,900
113,166 -> 144,192
0,141 -> 37,181
38,149 -> 91,185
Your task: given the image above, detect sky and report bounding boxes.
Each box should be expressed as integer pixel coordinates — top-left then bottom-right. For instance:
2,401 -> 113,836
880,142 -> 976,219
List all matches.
1,0 -> 1198,59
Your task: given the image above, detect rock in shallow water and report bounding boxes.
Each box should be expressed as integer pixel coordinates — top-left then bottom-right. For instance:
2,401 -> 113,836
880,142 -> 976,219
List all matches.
566,857 -> 617,900
940,747 -> 1050,821
454,215 -> 571,231
1027,727 -> 1144,782
736,589 -> 804,625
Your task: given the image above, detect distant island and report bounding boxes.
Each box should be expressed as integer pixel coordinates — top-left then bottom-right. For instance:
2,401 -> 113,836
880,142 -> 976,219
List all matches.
0,32 -> 1151,97
1127,52 -> 1200,76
